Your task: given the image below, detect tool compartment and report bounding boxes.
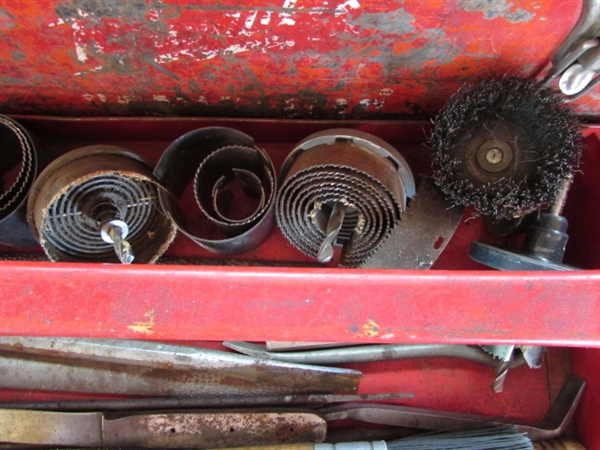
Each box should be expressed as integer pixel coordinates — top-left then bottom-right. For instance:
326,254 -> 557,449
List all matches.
1,117 -> 598,447
1,0 -> 599,448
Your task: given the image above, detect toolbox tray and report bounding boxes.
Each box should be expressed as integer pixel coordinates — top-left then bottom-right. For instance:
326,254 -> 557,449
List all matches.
0,115 -> 599,447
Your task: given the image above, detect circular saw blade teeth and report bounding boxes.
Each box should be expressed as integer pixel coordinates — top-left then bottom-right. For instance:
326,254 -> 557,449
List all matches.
479,345 -> 514,361
480,345 -> 545,369
277,132 -> 412,268
521,345 -> 546,369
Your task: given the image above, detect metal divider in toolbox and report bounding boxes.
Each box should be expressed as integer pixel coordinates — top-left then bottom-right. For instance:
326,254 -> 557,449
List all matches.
0,116 -> 599,448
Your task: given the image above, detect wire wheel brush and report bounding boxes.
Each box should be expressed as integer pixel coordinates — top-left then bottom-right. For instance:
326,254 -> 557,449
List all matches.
430,76 -> 582,219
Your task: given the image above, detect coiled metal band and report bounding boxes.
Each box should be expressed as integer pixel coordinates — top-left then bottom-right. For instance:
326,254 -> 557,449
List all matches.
27,146 -> 176,263
0,115 -> 41,247
154,127 -> 276,255
277,129 -> 415,267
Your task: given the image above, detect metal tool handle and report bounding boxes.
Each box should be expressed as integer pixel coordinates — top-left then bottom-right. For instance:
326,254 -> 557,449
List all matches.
223,342 -> 526,369
543,0 -> 600,98
320,376 -> 585,442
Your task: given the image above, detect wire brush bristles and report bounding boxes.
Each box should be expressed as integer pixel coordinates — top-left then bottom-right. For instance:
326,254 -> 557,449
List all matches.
388,426 -> 533,450
429,76 -> 582,219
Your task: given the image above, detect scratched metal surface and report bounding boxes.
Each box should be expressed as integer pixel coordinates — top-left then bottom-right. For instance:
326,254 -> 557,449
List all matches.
1,0 -> 597,118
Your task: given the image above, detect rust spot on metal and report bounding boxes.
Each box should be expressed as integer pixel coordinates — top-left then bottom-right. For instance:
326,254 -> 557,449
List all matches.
55,0 -> 181,24
126,309 -> 156,335
356,319 -> 380,338
349,9 -> 416,34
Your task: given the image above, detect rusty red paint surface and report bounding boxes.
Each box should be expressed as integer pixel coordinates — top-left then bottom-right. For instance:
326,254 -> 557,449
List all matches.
1,261 -> 599,344
1,0 -> 597,118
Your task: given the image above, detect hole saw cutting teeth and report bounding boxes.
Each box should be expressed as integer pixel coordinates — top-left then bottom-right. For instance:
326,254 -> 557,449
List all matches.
154,127 -> 277,255
27,146 -> 176,264
277,129 -> 415,268
429,76 -> 583,220
0,115 -> 48,247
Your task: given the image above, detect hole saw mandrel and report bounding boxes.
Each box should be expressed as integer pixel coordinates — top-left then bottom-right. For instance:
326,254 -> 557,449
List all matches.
429,76 -> 582,221
27,145 -> 177,264
469,176 -> 578,272
277,129 -> 415,268
470,177 -> 578,395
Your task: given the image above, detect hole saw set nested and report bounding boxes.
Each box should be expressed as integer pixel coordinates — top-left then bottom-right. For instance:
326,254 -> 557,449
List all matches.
0,77 -> 584,269
277,129 -> 415,268
26,146 -> 177,265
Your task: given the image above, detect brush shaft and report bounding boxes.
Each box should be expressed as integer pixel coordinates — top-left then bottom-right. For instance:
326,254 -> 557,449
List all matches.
207,444 -> 387,450
207,445 -> 314,450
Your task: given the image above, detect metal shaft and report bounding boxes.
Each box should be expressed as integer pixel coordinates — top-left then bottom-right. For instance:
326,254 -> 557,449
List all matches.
321,376 -> 585,442
0,393 -> 413,412
107,224 -> 134,264
550,175 -> 573,217
101,220 -> 135,264
223,342 -> 526,369
317,202 -> 346,263
491,345 -> 515,393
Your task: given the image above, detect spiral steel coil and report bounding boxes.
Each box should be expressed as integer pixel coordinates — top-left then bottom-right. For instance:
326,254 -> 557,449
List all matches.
277,129 -> 415,267
27,146 -> 176,263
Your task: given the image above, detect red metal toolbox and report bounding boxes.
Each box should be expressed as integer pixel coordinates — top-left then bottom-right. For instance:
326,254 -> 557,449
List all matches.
1,0 -> 599,447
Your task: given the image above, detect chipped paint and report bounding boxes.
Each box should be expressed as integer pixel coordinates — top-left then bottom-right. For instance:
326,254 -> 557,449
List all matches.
74,44 -> 87,62
355,319 -> 380,337
117,95 -> 134,104
74,65 -> 103,76
278,13 -> 296,26
338,0 -> 361,13
245,10 -> 258,28
460,0 -> 535,23
127,309 -> 155,335
349,9 -> 415,34
0,1 -> 594,118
